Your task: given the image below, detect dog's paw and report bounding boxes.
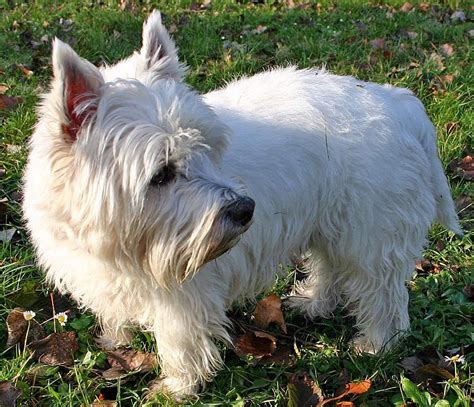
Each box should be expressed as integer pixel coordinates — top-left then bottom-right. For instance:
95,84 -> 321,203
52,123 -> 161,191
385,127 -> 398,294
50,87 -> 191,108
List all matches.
351,335 -> 379,354
146,376 -> 200,402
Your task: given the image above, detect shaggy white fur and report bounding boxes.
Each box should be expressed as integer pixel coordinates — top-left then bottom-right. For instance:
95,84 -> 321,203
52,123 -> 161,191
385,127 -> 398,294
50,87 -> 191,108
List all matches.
23,11 -> 462,399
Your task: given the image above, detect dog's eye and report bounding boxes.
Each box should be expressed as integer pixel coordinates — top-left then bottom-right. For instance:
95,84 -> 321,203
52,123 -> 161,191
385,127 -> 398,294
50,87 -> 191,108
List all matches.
150,164 -> 176,187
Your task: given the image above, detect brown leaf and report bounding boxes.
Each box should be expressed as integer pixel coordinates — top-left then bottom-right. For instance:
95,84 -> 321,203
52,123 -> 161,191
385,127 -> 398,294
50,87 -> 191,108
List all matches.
0,94 -> 21,110
414,364 -> 454,395
463,284 -> 474,301
288,371 -> 322,407
6,308 -> 45,347
345,380 -> 372,394
235,331 -> 277,359
92,401 -> 117,407
336,402 -> 355,407
119,0 -> 135,11
419,3 -> 430,12
445,122 -> 459,134
0,381 -> 21,407
449,154 -> 474,181
353,20 -> 368,33
0,84 -> 9,93
399,2 -> 414,13
399,355 -> 424,373
254,294 -> 287,333
369,38 -> 385,49
428,53 -> 445,71
101,367 -> 128,380
320,380 -> 371,405
440,43 -> 454,58
15,64 -> 33,77
441,74 -> 454,84
415,259 -> 440,274
106,349 -> 158,373
251,25 -> 268,35
28,332 -> 79,366
435,240 -> 445,252
260,341 -> 294,365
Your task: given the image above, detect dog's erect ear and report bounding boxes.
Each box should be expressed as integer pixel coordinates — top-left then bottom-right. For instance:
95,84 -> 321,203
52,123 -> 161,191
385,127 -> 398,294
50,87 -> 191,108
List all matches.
52,39 -> 104,143
140,10 -> 185,80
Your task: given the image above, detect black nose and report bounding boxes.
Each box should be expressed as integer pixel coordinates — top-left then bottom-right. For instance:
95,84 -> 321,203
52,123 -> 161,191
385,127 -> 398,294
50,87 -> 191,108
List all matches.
225,197 -> 255,227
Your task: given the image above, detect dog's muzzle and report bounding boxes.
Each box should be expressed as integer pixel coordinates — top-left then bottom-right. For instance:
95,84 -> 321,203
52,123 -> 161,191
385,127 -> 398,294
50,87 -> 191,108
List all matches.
223,196 -> 255,227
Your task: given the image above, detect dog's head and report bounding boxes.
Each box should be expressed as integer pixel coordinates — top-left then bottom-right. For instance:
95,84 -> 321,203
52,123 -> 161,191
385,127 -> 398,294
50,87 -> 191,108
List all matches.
30,11 -> 254,288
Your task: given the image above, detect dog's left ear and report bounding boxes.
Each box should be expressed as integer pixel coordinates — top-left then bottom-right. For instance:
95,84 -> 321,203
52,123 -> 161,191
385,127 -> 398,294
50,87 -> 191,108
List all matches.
141,10 -> 185,80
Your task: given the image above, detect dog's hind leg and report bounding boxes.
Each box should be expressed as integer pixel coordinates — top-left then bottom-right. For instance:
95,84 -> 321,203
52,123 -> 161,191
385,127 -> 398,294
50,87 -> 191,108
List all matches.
288,251 -> 342,318
343,255 -> 412,353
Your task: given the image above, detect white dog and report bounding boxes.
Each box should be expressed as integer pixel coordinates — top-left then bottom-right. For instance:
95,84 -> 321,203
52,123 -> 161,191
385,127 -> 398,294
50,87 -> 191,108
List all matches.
23,11 -> 461,398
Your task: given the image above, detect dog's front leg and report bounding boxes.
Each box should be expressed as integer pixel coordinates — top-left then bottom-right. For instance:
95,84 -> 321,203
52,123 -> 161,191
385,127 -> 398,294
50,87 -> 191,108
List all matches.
147,284 -> 229,400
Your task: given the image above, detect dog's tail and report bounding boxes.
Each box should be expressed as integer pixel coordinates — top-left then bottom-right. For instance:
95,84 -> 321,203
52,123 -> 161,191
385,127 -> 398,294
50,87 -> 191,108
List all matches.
431,153 -> 463,236
398,89 -> 463,236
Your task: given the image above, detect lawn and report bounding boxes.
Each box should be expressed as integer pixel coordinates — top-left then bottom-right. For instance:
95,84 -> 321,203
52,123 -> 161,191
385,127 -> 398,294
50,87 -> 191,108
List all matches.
0,0 -> 472,406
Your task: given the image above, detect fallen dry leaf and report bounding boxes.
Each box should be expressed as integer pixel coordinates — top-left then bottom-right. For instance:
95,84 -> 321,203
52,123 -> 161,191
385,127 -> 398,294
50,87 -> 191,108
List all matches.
399,355 -> 424,373
399,2 -> 414,13
92,401 -> 117,407
16,64 -> 33,77
419,3 -> 430,12
6,308 -> 45,347
0,381 -> 21,407
435,240 -> 445,252
235,331 -> 277,359
353,20 -> 368,33
102,367 -> 129,380
445,122 -> 459,134
0,94 -> 22,110
251,25 -> 268,35
287,371 -> 323,407
456,194 -> 473,219
429,53 -> 445,71
320,380 -> 371,405
451,10 -> 466,22
442,74 -> 454,84
463,284 -> 474,301
414,364 -> 454,395
0,228 -> 18,244
28,332 -> 79,366
0,84 -> 9,93
406,31 -> 418,40
336,402 -> 355,407
440,43 -> 454,58
106,348 -> 158,373
415,259 -> 441,274
369,38 -> 385,49
449,154 -> 474,181
254,294 -> 287,333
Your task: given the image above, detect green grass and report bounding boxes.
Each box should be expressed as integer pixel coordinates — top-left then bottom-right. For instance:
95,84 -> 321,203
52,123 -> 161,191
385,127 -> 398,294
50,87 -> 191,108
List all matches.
0,0 -> 473,405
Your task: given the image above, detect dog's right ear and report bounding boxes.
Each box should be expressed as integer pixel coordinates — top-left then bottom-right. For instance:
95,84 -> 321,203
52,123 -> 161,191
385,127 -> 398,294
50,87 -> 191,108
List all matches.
52,39 -> 104,143
140,10 -> 185,80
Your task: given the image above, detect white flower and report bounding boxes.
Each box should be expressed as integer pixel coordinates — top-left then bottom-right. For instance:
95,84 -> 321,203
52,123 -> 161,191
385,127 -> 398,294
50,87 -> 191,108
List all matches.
23,310 -> 36,321
444,354 -> 465,364
55,312 -> 68,326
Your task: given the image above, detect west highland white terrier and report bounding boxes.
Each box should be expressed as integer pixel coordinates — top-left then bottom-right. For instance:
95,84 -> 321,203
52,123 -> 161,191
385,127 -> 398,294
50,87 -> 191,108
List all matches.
23,11 -> 462,399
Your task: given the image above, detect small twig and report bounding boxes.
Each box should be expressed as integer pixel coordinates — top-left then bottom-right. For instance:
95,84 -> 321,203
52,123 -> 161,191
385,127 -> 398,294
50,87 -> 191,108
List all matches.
50,292 -> 57,333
